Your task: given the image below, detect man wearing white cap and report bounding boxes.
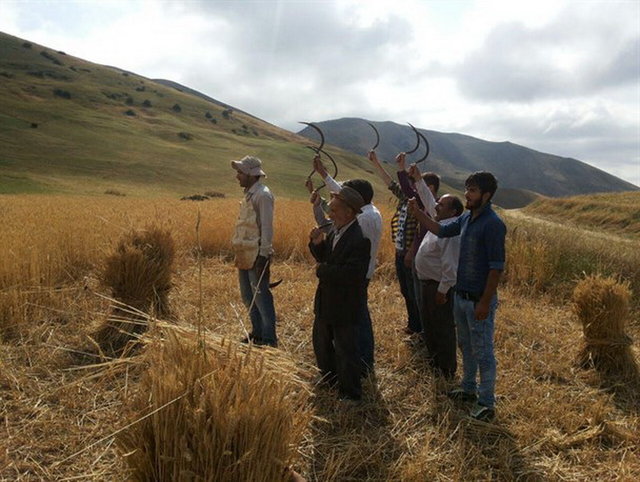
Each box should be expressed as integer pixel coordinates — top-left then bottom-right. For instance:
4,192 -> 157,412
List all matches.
231,155 -> 277,347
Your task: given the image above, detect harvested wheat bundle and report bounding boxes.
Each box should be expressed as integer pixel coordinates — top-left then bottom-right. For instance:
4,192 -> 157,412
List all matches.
94,227 -> 175,355
573,274 -> 637,378
117,328 -> 313,482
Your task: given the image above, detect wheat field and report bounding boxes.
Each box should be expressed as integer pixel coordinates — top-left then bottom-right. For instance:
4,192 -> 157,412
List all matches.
0,194 -> 638,480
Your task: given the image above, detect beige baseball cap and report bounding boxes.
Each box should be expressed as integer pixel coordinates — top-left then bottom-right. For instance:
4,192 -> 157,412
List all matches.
231,155 -> 266,177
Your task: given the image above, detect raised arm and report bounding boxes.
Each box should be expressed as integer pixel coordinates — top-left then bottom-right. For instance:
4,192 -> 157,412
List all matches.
408,197 -> 441,235
408,164 -> 436,218
367,150 -> 394,187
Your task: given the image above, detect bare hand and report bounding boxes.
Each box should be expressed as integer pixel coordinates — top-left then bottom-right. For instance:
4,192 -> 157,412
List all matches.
408,163 -> 421,181
435,291 -> 447,305
310,227 -> 325,245
313,155 -> 328,178
474,300 -> 490,321
367,150 -> 378,163
395,152 -> 406,170
305,178 -> 314,193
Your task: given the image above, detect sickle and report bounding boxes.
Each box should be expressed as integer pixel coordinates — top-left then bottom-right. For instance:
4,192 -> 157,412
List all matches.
406,123 -> 421,154
415,131 -> 430,164
367,122 -> 380,150
300,121 -> 338,186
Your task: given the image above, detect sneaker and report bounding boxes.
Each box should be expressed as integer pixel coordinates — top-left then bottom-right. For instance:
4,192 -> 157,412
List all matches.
447,388 -> 477,403
470,402 -> 495,422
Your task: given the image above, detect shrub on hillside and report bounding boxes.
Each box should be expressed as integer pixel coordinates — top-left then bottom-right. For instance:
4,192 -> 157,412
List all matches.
178,132 -> 193,140
53,88 -> 71,99
124,109 -> 136,116
22,42 -> 32,48
117,330 -> 312,482
104,189 -> 126,197
222,108 -> 232,119
203,190 -> 225,198
125,96 -> 134,106
172,103 -> 181,113
142,99 -> 152,107
40,50 -> 63,66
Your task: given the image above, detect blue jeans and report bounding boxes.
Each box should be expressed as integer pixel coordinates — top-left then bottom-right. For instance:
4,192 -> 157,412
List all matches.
395,250 -> 421,333
238,266 -> 277,346
454,293 -> 498,408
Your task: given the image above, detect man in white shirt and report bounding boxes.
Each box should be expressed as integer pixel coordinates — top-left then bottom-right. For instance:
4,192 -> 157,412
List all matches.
409,193 -> 463,379
231,156 -> 277,347
311,156 -> 382,375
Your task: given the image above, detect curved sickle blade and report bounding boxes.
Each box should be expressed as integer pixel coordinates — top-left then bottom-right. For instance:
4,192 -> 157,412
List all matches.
406,122 -> 421,154
415,131 -> 430,163
305,146 -> 338,188
319,148 -> 339,179
367,122 -> 380,150
299,121 -> 325,152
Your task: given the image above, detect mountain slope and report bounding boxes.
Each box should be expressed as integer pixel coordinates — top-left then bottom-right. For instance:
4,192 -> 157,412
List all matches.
298,118 -> 638,199
0,32 -> 378,198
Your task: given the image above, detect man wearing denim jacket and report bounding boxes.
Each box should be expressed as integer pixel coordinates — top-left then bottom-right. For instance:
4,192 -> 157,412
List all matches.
410,171 -> 506,421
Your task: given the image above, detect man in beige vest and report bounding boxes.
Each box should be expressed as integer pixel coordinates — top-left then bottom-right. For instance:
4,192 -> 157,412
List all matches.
231,156 -> 277,347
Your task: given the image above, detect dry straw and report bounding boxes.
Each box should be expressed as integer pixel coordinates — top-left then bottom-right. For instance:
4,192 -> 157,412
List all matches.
117,327 -> 313,482
94,227 -> 175,355
573,274 -> 638,378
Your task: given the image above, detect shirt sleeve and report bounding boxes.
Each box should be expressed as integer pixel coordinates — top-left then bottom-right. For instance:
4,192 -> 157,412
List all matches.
437,215 -> 463,238
438,235 -> 460,294
415,179 -> 437,218
256,191 -> 274,257
485,217 -> 507,271
323,174 -> 341,193
313,201 -> 329,227
388,180 -> 404,201
397,170 -> 418,201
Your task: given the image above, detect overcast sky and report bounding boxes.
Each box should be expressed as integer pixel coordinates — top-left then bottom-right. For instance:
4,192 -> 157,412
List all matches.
2,0 -> 639,186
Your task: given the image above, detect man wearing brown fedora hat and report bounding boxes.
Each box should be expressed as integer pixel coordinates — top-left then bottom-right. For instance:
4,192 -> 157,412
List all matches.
231,155 -> 277,347
309,185 -> 371,401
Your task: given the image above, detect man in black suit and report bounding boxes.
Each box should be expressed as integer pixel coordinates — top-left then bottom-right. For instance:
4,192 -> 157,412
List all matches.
309,186 -> 371,401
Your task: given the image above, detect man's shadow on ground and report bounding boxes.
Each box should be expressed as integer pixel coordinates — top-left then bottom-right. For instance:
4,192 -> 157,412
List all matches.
407,338 -> 545,481
307,373 -> 401,481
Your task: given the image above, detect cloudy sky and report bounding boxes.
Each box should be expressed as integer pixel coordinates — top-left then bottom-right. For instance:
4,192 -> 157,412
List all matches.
2,0 -> 639,186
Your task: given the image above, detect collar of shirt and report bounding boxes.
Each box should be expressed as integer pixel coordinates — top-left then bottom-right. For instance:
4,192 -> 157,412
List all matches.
333,218 -> 356,247
470,201 -> 493,222
244,181 -> 263,199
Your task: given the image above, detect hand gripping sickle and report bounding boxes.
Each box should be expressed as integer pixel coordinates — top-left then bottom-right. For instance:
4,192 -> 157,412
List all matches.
300,121 -> 339,190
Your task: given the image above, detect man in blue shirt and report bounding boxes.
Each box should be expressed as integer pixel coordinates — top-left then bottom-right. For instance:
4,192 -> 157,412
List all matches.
409,171 -> 506,421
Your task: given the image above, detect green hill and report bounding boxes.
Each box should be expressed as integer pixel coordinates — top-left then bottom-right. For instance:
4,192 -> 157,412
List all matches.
0,32 -> 382,199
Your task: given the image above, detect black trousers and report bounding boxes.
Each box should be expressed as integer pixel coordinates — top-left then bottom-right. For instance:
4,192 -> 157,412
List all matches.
313,318 -> 362,400
420,280 -> 457,379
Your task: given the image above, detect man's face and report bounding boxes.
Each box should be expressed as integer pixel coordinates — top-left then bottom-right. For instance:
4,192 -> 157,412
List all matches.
328,197 -> 353,228
235,170 -> 252,188
435,195 -> 455,221
464,184 -> 489,210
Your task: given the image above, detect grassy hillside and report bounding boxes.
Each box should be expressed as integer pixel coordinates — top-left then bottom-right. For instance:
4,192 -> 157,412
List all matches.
0,32 -> 383,198
523,191 -> 640,238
